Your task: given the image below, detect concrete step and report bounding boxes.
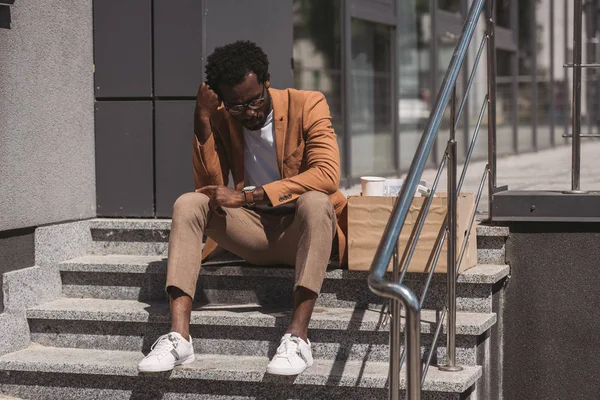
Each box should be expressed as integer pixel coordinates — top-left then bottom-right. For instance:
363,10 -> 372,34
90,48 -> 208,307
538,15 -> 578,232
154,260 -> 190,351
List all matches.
59,255 -> 509,313
0,345 -> 482,400
475,225 -> 509,265
89,218 -> 508,265
27,298 -> 495,366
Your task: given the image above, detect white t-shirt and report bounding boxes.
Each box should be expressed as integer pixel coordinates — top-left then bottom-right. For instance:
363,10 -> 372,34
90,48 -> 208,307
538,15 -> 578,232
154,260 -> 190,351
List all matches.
243,110 -> 296,211
243,110 -> 280,188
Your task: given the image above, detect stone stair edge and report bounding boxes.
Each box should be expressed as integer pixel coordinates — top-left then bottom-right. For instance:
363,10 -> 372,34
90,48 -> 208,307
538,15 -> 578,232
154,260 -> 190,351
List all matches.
0,345 -> 482,393
89,218 -> 509,237
59,255 -> 509,284
27,298 -> 496,336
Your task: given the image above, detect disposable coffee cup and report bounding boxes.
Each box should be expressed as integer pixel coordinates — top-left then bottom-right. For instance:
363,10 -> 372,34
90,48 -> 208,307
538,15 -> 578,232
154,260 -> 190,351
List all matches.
361,176 -> 385,196
383,178 -> 404,197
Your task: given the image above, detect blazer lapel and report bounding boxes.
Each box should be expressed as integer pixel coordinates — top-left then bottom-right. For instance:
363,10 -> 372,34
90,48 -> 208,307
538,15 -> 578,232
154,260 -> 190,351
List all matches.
270,89 -> 288,178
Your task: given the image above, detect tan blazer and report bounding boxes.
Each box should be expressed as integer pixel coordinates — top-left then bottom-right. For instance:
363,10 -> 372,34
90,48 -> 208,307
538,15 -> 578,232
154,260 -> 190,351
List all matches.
193,88 -> 348,264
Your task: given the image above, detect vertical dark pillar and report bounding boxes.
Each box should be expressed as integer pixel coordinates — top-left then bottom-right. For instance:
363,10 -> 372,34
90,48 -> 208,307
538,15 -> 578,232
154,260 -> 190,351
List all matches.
153,0 -> 204,97
154,101 -> 196,217
95,102 -> 154,217
93,0 -> 153,98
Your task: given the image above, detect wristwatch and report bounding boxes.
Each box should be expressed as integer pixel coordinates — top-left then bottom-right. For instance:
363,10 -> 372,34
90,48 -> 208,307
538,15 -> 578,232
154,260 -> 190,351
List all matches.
242,185 -> 257,207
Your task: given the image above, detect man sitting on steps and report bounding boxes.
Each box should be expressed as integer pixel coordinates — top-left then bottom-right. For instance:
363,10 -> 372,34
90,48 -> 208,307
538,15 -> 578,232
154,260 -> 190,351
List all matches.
138,40 -> 348,376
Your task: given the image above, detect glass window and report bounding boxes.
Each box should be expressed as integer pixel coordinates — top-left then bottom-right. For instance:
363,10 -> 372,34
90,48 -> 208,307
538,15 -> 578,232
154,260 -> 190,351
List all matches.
292,0 -> 344,172
495,49 -> 516,156
350,19 -> 395,176
438,0 -> 462,14
536,0 -> 553,150
517,1 -> 536,153
496,0 -> 512,29
398,0 -> 433,170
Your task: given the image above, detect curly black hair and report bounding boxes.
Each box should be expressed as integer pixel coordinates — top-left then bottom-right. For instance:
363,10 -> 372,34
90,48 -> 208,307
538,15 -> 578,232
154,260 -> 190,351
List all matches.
205,40 -> 269,96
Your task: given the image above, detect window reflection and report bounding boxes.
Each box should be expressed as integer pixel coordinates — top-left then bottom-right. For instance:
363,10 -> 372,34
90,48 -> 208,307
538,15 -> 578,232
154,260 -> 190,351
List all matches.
292,0 -> 343,171
292,0 -> 569,182
350,19 -> 394,175
496,0 -> 512,28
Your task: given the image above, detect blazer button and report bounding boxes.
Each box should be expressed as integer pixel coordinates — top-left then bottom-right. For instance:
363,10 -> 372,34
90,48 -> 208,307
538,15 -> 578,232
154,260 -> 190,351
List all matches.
279,197 -> 284,202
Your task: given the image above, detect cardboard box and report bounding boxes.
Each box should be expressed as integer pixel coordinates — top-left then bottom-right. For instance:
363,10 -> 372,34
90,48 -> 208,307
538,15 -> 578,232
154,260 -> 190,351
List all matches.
347,193 -> 477,273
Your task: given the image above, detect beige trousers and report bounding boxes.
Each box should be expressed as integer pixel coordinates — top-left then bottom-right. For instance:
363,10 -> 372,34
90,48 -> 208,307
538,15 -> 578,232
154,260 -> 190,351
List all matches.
165,191 -> 337,298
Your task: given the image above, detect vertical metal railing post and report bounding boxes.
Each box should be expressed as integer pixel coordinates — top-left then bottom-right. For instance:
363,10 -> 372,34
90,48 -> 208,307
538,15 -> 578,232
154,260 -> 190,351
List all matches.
390,245 -> 402,400
439,87 -> 462,372
564,0 -> 570,139
486,0 -> 497,219
550,0 -> 556,146
404,301 -> 422,400
570,0 -> 584,192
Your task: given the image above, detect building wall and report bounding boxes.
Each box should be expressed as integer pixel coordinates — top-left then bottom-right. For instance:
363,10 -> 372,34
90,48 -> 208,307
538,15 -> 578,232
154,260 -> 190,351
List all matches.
503,222 -> 600,400
0,0 -> 96,232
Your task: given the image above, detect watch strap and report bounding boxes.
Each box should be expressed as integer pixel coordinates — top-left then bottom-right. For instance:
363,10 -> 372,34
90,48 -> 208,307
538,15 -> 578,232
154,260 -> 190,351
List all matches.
243,188 -> 255,206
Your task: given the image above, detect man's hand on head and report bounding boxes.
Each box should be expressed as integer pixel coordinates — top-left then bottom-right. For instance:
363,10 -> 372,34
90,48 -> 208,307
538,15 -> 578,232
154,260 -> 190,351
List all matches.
196,185 -> 245,217
196,83 -> 220,119
194,83 -> 221,144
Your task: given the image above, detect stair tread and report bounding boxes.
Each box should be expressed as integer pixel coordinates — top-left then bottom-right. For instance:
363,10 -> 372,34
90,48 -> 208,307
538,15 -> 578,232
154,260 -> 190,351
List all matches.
0,345 -> 482,392
60,255 -> 509,284
90,218 -> 508,237
28,298 -> 496,336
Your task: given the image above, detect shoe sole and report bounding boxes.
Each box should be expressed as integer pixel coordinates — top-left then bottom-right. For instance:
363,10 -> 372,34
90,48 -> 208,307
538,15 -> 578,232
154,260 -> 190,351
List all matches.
266,360 -> 314,376
138,354 -> 196,373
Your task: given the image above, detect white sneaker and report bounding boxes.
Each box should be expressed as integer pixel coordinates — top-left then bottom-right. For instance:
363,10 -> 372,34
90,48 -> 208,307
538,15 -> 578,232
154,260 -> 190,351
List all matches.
266,333 -> 314,375
138,332 -> 195,372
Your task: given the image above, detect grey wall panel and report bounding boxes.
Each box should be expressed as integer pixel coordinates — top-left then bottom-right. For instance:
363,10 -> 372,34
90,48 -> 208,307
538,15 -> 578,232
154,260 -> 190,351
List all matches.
504,223 -> 600,400
154,0 -> 203,97
154,101 -> 195,217
0,0 -> 96,231
95,101 -> 154,217
93,0 -> 152,98
205,0 -> 293,89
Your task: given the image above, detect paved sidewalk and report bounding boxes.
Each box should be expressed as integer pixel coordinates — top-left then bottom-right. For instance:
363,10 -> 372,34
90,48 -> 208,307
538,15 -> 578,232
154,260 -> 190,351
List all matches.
342,141 -> 600,211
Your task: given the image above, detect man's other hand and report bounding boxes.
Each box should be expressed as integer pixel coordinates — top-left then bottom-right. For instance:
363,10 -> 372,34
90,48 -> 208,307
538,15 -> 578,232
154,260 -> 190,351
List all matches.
197,185 -> 245,217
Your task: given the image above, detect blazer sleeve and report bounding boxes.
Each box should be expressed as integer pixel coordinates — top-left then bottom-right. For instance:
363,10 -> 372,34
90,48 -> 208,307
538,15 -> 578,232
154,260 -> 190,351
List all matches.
262,91 -> 340,207
192,124 -> 230,190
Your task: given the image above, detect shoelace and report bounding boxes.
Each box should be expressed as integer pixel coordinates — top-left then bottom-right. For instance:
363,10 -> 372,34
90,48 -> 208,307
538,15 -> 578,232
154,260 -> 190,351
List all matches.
149,333 -> 179,356
275,336 -> 300,359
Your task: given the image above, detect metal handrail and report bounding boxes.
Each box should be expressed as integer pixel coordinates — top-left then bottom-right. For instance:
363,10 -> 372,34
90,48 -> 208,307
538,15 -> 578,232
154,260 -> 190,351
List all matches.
368,0 -> 495,398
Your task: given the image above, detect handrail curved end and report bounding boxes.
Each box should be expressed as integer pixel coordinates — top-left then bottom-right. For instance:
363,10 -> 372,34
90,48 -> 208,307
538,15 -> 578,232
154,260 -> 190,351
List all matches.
368,274 -> 420,313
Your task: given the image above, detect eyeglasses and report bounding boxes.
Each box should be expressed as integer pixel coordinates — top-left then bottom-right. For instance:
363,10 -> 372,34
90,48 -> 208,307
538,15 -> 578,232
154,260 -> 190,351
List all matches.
224,85 -> 266,114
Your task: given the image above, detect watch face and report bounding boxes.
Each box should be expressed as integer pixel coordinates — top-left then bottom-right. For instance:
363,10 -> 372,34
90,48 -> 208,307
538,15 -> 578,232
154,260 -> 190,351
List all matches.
243,186 -> 256,191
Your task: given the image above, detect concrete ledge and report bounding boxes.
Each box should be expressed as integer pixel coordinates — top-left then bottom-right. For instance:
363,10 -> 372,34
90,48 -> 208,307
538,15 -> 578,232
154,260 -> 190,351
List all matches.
0,312 -> 29,357
89,218 -> 171,230
476,225 -> 510,237
3,266 -> 61,312
35,220 -> 91,266
493,190 -> 600,222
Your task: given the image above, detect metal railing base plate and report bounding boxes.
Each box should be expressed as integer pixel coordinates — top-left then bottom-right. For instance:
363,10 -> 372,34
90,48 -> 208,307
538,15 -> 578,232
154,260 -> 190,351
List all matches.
438,365 -> 464,372
563,190 -> 590,194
